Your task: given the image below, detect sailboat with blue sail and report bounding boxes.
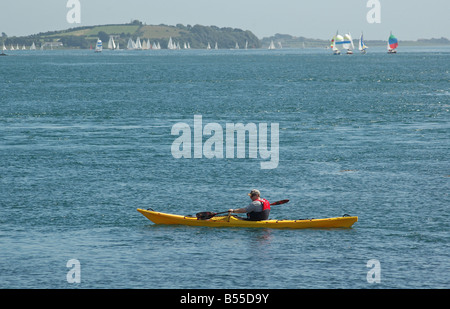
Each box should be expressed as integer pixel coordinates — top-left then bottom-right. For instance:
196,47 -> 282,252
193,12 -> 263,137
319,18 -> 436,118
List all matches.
359,32 -> 368,54
388,32 -> 398,54
95,39 -> 102,53
333,31 -> 344,55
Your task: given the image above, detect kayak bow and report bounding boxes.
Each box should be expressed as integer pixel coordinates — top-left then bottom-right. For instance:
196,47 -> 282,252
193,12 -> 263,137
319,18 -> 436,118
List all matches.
137,209 -> 357,229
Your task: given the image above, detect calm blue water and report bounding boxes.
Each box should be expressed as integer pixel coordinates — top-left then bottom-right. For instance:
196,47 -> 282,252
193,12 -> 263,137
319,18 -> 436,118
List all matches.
0,47 -> 449,289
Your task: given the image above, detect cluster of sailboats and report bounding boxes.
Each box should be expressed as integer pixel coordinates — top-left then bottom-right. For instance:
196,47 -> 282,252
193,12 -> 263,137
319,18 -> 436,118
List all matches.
94,36 -> 248,52
2,42 -> 37,52
268,40 -> 283,50
95,36 -> 189,52
331,31 -> 398,55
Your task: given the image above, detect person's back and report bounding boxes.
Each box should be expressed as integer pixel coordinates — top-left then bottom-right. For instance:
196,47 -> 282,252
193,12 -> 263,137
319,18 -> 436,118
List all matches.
228,189 -> 270,221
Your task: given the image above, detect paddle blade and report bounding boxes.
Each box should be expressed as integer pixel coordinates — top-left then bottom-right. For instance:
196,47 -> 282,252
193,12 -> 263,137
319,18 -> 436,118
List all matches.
270,199 -> 289,206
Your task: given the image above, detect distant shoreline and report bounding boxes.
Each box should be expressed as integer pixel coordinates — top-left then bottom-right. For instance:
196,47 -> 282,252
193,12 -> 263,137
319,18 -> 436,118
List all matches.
2,21 -> 449,50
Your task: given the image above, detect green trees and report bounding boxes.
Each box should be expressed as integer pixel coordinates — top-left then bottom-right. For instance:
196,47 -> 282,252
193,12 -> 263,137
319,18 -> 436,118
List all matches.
3,23 -> 262,49
182,24 -> 261,49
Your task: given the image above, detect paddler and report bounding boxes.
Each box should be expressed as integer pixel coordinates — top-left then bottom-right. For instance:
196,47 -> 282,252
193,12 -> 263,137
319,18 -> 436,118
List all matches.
228,189 -> 271,221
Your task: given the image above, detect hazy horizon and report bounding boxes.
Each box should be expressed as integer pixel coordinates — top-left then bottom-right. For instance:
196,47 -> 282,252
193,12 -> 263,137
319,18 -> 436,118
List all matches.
1,0 -> 449,41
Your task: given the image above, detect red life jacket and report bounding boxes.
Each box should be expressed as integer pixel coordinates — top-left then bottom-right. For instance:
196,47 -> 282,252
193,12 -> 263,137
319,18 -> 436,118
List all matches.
256,198 -> 271,211
247,198 -> 270,221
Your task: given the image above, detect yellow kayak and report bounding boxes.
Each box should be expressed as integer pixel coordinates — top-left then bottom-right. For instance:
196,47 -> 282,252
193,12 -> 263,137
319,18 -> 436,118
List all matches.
137,208 -> 358,229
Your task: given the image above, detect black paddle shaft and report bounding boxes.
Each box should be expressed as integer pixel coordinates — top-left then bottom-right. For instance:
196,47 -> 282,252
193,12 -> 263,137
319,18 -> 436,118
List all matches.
195,199 -> 289,220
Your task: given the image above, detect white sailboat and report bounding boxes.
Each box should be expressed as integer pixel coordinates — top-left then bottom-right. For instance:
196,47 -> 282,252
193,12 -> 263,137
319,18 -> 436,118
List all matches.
214,42 -> 218,50
167,37 -> 175,50
268,40 -> 276,50
127,38 -> 135,50
95,39 -> 103,53
235,42 -> 239,49
343,33 -> 354,54
207,42 -> 211,50
358,32 -> 368,54
147,39 -> 151,50
135,37 -> 142,50
30,42 -> 36,50
108,37 -> 116,50
245,40 -> 248,50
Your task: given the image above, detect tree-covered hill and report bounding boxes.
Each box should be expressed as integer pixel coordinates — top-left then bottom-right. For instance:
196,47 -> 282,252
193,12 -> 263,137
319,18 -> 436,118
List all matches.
1,21 -> 261,49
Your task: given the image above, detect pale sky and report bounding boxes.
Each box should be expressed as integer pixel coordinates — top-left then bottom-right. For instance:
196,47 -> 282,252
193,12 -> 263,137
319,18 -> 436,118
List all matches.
0,0 -> 448,40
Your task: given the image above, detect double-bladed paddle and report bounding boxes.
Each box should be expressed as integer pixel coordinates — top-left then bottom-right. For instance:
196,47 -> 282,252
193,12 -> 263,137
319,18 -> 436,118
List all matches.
196,199 -> 290,220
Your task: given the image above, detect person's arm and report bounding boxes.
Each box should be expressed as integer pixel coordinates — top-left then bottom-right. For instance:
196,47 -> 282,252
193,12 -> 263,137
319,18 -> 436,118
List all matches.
228,207 -> 247,213
229,202 -> 257,214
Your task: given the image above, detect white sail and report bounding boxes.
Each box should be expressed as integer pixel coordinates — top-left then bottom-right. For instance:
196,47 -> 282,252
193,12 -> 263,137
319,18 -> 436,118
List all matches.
147,39 -> 151,49
343,33 -> 354,54
30,42 -> 36,50
108,37 -> 116,50
342,34 -> 351,50
127,38 -> 134,49
187,42 -> 190,49
245,40 -> 248,49
207,42 -> 211,50
235,42 -> 239,49
169,37 -> 174,49
135,37 -> 142,49
215,42 -> 218,50
268,40 -> 276,50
